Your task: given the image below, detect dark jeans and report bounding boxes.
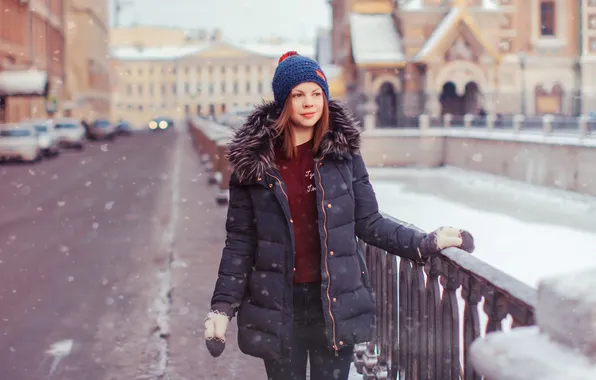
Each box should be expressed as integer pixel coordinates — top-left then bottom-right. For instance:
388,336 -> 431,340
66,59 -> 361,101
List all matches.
264,281 -> 353,380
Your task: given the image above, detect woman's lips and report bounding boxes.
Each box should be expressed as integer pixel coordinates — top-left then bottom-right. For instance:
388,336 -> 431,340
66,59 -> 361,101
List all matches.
301,112 -> 316,118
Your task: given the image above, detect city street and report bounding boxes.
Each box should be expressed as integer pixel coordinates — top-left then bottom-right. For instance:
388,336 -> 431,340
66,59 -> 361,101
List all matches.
0,128 -> 264,379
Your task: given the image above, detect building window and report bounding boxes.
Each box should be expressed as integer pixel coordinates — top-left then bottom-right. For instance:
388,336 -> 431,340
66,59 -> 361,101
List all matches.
540,1 -> 555,36
246,82 -> 251,93
221,82 -> 226,93
161,84 -> 166,95
257,82 -> 263,95
137,84 -> 143,95
233,82 -> 238,94
209,84 -> 214,95
172,83 -> 177,94
127,84 -> 132,95
185,82 -> 190,94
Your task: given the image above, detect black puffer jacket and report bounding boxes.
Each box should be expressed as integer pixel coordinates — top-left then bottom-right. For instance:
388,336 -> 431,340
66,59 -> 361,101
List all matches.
211,100 -> 427,361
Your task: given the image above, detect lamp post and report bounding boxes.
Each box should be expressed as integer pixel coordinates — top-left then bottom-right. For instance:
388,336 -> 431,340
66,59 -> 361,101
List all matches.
114,0 -> 134,27
517,51 -> 526,115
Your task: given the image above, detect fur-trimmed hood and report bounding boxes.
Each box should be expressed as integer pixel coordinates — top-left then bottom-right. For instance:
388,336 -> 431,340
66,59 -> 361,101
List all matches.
227,100 -> 361,183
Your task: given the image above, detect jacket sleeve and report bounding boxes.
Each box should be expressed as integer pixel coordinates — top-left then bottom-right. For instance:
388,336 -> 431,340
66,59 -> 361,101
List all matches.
352,154 -> 427,262
210,173 -> 257,314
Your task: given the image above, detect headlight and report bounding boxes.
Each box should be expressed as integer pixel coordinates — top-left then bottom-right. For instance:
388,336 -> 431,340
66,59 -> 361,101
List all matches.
159,121 -> 168,129
149,121 -> 157,129
38,135 -> 51,148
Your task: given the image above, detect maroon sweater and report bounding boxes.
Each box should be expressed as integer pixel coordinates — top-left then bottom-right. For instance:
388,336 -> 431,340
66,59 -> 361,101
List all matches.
275,141 -> 322,283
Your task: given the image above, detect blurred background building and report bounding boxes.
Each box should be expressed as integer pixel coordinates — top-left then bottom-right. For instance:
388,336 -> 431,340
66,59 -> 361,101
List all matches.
0,0 -> 66,123
109,26 -> 324,126
63,0 -> 112,122
330,0 -> 593,126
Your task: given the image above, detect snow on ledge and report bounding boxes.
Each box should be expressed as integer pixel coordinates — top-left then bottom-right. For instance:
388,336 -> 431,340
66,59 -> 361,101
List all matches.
471,268 -> 596,379
361,128 -> 596,148
537,268 -> 596,359
470,327 -> 596,380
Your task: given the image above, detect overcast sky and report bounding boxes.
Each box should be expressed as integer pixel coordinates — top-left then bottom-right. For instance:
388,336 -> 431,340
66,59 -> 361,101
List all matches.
108,0 -> 331,43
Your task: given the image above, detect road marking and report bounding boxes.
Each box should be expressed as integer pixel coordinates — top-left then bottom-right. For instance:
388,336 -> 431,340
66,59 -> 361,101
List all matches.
151,129 -> 182,378
39,339 -> 74,378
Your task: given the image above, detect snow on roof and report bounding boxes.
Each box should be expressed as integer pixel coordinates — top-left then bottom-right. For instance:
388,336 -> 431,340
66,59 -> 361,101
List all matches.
240,42 -> 315,59
482,0 -> 500,10
349,13 -> 404,64
400,0 -> 500,11
399,0 -> 423,10
109,40 -> 315,62
414,7 -> 462,60
109,45 -> 209,61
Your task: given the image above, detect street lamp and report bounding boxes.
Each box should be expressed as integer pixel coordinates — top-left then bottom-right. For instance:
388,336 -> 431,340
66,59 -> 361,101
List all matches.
517,51 -> 526,115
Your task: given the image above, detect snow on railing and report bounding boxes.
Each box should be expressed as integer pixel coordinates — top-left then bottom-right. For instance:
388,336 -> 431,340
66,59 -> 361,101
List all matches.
470,268 -> 596,380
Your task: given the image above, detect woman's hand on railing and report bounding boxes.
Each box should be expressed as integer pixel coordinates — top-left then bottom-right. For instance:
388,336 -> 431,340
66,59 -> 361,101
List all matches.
418,226 -> 475,259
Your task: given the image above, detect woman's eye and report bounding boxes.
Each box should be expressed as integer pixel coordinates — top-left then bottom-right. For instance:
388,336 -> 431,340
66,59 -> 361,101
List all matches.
292,94 -> 302,98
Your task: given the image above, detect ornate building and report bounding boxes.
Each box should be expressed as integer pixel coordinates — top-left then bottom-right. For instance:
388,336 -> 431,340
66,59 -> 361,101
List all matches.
331,0 -> 589,127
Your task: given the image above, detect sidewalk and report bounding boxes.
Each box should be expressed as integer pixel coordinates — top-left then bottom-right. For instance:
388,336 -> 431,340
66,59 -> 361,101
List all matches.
166,132 -> 265,379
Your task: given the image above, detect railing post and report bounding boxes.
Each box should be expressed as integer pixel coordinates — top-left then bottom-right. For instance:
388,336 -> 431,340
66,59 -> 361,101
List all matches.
463,113 -> 474,128
443,113 -> 452,128
363,101 -> 378,131
486,114 -> 495,129
215,139 -> 231,205
578,115 -> 589,139
542,114 -> 554,134
470,268 -> 596,380
418,114 -> 430,134
513,114 -> 525,132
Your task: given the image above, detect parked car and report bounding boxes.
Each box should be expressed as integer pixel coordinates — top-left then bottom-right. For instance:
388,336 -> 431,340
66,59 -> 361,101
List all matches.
21,119 -> 60,157
53,118 -> 85,150
115,120 -> 133,136
0,123 -> 43,163
148,117 -> 174,131
89,119 -> 117,140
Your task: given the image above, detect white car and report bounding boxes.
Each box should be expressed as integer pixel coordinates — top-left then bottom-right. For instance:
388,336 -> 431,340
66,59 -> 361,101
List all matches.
21,119 -> 60,156
0,123 -> 43,162
53,118 -> 85,149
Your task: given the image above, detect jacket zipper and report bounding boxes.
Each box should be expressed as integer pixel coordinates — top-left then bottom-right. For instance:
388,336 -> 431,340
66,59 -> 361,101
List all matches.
265,172 -> 293,357
315,162 -> 339,355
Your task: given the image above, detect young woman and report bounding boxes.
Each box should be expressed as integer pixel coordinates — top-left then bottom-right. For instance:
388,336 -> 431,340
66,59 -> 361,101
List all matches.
204,51 -> 474,380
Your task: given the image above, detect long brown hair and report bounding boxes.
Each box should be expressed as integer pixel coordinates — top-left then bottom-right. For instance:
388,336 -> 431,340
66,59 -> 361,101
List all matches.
272,95 -> 330,160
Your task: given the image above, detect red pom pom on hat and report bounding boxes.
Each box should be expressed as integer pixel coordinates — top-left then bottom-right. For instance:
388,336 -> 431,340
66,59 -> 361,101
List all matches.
278,51 -> 299,63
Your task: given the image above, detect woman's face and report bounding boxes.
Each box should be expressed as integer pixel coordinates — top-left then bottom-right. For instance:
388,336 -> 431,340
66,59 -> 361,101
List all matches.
289,82 -> 325,128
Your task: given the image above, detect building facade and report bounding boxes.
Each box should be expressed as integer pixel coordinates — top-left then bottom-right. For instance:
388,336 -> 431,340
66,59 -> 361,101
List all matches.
0,0 -> 66,123
63,0 -> 111,121
109,26 -> 319,127
331,0 -> 589,127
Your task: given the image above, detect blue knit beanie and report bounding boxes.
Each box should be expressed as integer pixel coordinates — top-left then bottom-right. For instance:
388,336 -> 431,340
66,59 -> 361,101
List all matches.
272,51 -> 330,109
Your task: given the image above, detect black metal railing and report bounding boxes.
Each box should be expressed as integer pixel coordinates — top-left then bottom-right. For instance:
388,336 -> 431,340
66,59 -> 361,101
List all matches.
353,215 -> 537,380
